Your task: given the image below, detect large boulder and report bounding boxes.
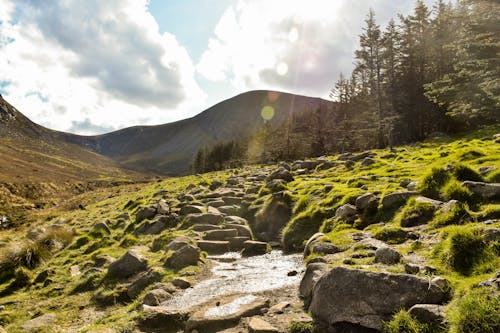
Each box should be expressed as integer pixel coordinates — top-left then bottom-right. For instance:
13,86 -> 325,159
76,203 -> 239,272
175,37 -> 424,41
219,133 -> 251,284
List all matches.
242,241 -> 269,256
267,167 -> 294,182
462,181 -> 500,200
309,267 -> 448,331
136,206 -> 157,223
355,193 -> 379,212
299,262 -> 329,307
107,250 -> 148,280
374,247 -> 402,265
408,304 -> 446,327
165,244 -> 200,270
335,204 -> 357,221
382,191 -> 419,209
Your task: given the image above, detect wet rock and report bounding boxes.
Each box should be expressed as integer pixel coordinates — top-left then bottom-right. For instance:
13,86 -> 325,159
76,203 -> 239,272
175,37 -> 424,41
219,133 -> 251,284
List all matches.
107,250 -> 148,280
248,317 -> 279,333
381,191 -> 419,209
21,314 -> 57,332
143,289 -> 172,306
172,277 -> 191,289
299,262 -> 329,307
186,295 -> 270,332
375,247 -> 402,265
165,244 -> 200,270
408,304 -> 446,327
197,240 -> 230,254
355,193 -> 379,212
242,241 -> 269,256
135,206 -> 157,223
462,181 -> 500,200
309,267 -> 448,330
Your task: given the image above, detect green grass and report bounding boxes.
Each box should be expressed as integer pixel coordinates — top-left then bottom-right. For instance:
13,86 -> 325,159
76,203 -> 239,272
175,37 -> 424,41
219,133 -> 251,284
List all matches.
383,310 -> 433,333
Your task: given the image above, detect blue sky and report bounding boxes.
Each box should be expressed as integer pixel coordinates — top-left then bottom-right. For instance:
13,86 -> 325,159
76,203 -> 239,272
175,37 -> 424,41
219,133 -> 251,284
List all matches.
0,0 -> 434,135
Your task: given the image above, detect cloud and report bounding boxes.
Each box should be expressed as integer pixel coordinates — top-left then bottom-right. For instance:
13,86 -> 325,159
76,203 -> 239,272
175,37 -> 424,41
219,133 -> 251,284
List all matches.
0,0 -> 206,134
197,0 -> 433,98
68,118 -> 116,136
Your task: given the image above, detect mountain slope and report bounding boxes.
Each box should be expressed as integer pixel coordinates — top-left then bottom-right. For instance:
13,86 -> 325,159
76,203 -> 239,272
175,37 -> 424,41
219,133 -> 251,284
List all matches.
65,90 -> 335,174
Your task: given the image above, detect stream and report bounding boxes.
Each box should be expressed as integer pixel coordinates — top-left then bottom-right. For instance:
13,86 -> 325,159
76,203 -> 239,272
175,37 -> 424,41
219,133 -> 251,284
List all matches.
161,250 -> 303,310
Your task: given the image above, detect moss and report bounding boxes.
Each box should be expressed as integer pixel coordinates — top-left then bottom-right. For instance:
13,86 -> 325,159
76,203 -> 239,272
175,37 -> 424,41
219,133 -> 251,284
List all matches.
123,198 -> 145,211
458,149 -> 486,161
475,204 -> 500,220
289,321 -> 316,333
399,199 -> 435,227
373,226 -> 409,244
432,202 -> 472,227
440,180 -> 476,206
448,287 -> 500,333
418,167 -> 450,199
383,310 -> 432,333
453,164 -> 483,182
282,207 -> 329,252
486,169 -> 500,183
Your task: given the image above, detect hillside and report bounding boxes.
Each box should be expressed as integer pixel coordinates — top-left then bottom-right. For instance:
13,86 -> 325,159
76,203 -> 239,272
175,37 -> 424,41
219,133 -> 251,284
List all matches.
0,127 -> 498,332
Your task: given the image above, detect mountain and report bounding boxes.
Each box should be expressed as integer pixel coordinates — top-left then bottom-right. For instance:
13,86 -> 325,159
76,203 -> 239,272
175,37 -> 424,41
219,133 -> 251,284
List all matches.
66,90 -> 335,175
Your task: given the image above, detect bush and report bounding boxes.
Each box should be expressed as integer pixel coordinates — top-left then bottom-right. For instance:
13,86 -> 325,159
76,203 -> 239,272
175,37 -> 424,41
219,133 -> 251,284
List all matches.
440,180 -> 476,206
439,227 -> 487,275
383,310 -> 430,333
419,167 -> 450,199
453,164 -> 483,182
449,288 -> 500,333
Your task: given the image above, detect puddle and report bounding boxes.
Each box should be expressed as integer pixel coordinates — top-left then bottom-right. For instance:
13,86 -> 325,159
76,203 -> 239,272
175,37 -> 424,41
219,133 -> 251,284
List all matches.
204,295 -> 257,318
161,250 -> 303,310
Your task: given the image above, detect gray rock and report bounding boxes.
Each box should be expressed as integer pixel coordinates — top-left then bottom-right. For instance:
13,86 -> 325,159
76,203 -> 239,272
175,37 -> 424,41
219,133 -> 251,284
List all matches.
156,200 -> 170,215
197,240 -> 229,254
462,181 -> 500,200
127,269 -> 162,299
172,277 -> 191,289
93,222 -> 111,235
179,205 -> 205,216
242,241 -> 269,256
107,250 -> 148,279
266,179 -> 287,192
335,204 -> 357,220
21,314 -> 57,332
217,205 -> 241,215
375,247 -> 402,265
209,180 -> 224,190
136,206 -> 157,223
303,233 -> 326,257
484,228 -> 500,243
408,304 -> 446,326
360,157 -> 376,167
309,267 -> 448,330
440,200 -> 459,214
311,242 -> 340,255
203,229 -> 239,241
299,262 -> 329,307
134,219 -> 168,235
165,244 -> 200,270
267,167 -> 294,182
183,213 -> 224,226
382,191 -> 419,209
138,306 -> 190,332
226,223 -> 252,238
143,289 -> 172,306
478,166 -> 497,176
229,236 -> 251,251
248,317 -> 279,333
166,237 -> 193,251
355,193 -> 379,212
225,215 -> 249,225
478,271 -> 500,290
405,263 -> 420,275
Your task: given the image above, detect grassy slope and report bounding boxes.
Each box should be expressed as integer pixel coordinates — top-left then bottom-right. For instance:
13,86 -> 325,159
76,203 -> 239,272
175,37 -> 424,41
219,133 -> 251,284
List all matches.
0,126 -> 498,332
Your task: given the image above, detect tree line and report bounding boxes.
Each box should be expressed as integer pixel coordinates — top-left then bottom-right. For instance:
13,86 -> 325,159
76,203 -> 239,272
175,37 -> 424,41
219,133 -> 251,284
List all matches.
193,0 -> 499,173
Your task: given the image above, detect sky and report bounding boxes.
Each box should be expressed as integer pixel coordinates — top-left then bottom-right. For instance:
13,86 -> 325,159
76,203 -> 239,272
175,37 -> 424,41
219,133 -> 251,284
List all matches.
0,0 -> 434,135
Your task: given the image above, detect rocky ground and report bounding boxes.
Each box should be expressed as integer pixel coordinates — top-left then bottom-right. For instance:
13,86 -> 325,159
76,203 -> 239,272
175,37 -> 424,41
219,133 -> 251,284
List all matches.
0,129 -> 499,332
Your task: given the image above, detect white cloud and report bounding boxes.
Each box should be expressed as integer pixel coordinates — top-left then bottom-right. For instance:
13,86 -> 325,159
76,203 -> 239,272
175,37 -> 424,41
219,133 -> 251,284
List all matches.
197,0 -> 433,98
0,0 -> 206,134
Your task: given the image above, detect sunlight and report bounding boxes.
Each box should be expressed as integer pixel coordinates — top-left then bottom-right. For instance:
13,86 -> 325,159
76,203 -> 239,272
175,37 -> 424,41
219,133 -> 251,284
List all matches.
276,62 -> 288,76
261,105 -> 275,120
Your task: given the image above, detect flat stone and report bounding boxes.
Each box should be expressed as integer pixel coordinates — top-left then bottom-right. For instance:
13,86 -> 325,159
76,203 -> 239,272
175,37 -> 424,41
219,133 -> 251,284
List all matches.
186,295 -> 270,332
269,301 -> 290,314
198,240 -> 230,254
382,191 -> 419,209
248,317 -> 279,333
203,229 -> 239,241
143,289 -> 172,306
184,213 -> 224,226
172,278 -> 191,289
408,304 -> 446,326
192,224 -> 222,232
242,241 -> 269,256
21,314 -> 57,332
138,305 -> 190,332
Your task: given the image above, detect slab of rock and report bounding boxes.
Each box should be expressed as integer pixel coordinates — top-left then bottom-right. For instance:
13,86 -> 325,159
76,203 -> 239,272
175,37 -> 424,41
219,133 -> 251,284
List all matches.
180,205 -> 205,216
382,191 -> 419,209
127,269 -> 162,299
248,317 -> 279,333
218,205 -> 242,215
311,242 -> 340,255
134,219 -> 168,235
143,289 -> 172,306
184,213 -> 224,226
186,295 -> 270,332
309,267 -> 448,330
138,305 -> 190,332
21,314 -> 57,332
408,304 -> 446,326
335,204 -> 357,220
303,233 -> 326,257
198,240 -> 230,254
165,244 -> 200,270
269,302 -> 290,314
135,206 -> 157,223
226,223 -> 253,238
267,167 -> 294,182
192,224 -> 222,232
225,216 -> 249,225
242,241 -> 269,256
166,237 -> 193,251
93,222 -> 111,235
229,236 -> 250,251
374,247 -> 402,265
415,196 -> 443,209
203,229 -> 239,241
462,181 -> 500,200
355,193 -> 379,212
107,250 -> 148,280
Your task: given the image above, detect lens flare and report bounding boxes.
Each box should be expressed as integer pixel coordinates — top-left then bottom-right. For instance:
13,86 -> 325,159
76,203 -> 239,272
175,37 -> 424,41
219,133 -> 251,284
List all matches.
261,105 -> 275,121
276,62 -> 288,76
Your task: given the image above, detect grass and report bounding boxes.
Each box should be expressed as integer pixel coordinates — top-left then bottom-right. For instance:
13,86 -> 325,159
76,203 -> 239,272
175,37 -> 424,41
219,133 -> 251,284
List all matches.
383,310 -> 433,333
398,199 -> 436,227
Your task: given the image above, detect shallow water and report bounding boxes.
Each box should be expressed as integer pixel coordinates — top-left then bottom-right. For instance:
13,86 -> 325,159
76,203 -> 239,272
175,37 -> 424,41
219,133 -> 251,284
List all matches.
161,250 -> 303,310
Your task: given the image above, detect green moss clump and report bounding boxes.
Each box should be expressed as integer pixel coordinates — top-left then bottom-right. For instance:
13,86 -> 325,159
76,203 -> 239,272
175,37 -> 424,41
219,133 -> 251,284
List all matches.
458,149 -> 485,161
282,207 -> 328,252
448,288 -> 500,333
289,321 -> 316,333
432,202 -> 472,227
399,200 -> 435,227
419,167 -> 450,199
453,164 -> 483,182
486,169 -> 500,183
440,180 -> 475,205
373,226 -> 409,244
383,310 -> 431,333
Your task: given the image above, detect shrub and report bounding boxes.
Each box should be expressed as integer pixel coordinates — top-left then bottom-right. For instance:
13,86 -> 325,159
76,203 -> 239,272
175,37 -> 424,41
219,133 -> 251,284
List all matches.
449,288 -> 500,333
438,227 -> 487,275
419,167 -> 450,199
383,310 -> 430,333
373,226 -> 409,244
440,180 -> 475,206
453,164 -> 483,182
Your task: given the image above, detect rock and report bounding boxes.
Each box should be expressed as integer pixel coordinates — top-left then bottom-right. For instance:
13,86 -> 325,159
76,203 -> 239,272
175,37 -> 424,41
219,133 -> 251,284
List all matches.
266,179 -> 287,192
415,196 -> 443,209
217,205 -> 241,215
303,232 -> 326,257
431,277 -> 449,290
222,196 -> 243,205
172,278 -> 191,289
248,317 -> 279,333
225,216 -> 249,225
269,302 -> 290,314
127,269 -> 163,299
107,250 -> 148,280
209,180 -> 224,190
165,244 -> 200,270
405,263 -> 420,275
408,304 -> 446,326
226,224 -> 253,238
93,222 -> 111,235
484,228 -> 500,243
354,238 -> 387,250
335,204 -> 357,220
206,199 -> 226,208
375,247 -> 402,265
299,262 -> 329,306
134,219 -> 168,235
311,242 -> 340,255
309,267 -> 448,330
478,271 -> 500,290
267,167 -> 294,182
180,205 -> 205,216
292,160 -> 320,170
203,229 -> 239,241
355,193 -> 379,212
229,236 -> 250,251
186,295 -> 270,332
440,200 -> 459,214
34,269 -> 55,284
360,157 -> 376,167
242,241 -> 269,256
166,237 -> 193,251
197,240 -> 230,254
143,289 -> 172,306
156,199 -> 170,215
407,182 -> 418,191
136,206 -> 157,223
462,181 -> 500,200
138,306 -> 190,332
21,314 -> 57,332
183,213 -> 224,226
478,166 -> 497,176
192,224 -> 221,232
382,191 -> 419,209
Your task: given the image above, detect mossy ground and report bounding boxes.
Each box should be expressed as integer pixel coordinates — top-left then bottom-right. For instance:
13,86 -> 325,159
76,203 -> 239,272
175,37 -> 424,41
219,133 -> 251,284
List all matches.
0,126 -> 499,331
